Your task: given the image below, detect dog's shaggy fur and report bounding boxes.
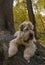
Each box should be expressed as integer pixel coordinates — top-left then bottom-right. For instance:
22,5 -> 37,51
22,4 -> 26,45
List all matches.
8,21 -> 37,63
8,31 -> 24,57
20,21 -> 34,31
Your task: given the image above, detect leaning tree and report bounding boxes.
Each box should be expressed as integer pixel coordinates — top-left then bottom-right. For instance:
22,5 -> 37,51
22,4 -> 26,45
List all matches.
26,0 -> 36,38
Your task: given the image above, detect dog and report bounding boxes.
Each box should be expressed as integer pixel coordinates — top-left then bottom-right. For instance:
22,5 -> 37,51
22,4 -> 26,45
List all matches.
8,21 -> 37,63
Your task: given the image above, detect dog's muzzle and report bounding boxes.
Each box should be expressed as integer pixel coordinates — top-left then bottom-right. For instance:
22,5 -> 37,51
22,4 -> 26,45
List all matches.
23,32 -> 33,43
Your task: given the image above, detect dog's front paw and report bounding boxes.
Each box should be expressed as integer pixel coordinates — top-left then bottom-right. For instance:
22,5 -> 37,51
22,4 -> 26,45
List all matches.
8,41 -> 18,57
24,54 -> 30,63
8,46 -> 18,57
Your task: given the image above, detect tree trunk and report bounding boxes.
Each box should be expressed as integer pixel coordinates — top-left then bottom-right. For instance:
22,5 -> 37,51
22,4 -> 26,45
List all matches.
26,0 -> 36,38
0,0 -> 15,34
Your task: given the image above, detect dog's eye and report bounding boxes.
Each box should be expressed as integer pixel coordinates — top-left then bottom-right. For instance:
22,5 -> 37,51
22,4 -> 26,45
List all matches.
20,25 -> 25,31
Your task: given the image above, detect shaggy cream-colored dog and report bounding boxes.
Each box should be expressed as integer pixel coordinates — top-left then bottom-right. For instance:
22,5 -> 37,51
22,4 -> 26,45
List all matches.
8,21 -> 37,63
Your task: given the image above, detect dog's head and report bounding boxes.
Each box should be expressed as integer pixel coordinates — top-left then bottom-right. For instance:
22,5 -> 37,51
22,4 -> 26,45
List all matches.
20,21 -> 34,31
19,21 -> 34,42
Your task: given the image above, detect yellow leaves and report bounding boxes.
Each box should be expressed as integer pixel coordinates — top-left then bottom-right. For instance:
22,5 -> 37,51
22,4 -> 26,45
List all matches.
13,1 -> 29,30
35,0 -> 45,10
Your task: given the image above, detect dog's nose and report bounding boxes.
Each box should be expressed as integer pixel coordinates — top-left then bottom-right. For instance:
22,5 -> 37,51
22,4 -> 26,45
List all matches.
29,32 -> 33,39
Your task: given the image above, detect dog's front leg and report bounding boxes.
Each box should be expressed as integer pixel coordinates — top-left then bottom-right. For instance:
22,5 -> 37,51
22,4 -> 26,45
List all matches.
8,40 -> 18,57
24,47 -> 31,63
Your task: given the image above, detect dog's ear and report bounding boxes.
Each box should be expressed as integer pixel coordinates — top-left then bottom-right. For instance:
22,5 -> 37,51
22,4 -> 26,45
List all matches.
14,31 -> 19,38
28,22 -> 34,30
31,25 -> 34,30
19,24 -> 25,31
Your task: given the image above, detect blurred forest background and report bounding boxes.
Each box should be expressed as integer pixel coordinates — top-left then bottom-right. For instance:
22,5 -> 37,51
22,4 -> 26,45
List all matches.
13,0 -> 45,47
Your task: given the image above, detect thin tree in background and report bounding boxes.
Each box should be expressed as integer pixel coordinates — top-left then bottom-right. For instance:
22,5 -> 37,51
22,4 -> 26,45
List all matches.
26,0 -> 36,38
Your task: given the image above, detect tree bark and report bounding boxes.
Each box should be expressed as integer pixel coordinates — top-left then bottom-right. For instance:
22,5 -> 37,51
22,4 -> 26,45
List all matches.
0,0 -> 15,34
